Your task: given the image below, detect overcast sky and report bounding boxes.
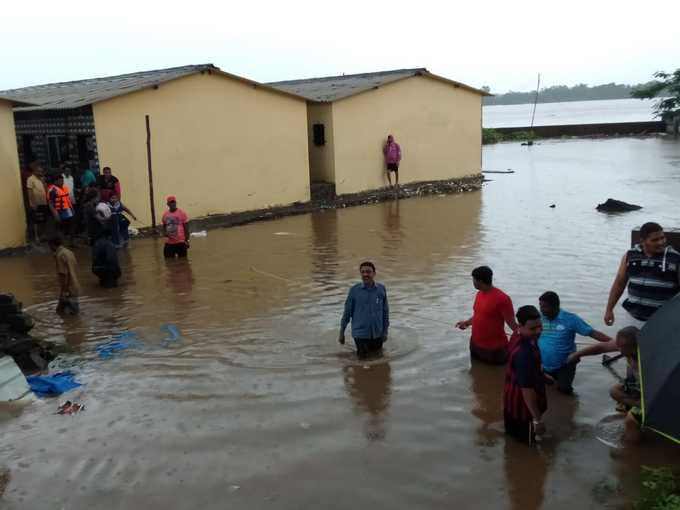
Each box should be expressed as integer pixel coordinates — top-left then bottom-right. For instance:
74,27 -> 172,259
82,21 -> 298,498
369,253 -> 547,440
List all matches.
2,0 -> 678,94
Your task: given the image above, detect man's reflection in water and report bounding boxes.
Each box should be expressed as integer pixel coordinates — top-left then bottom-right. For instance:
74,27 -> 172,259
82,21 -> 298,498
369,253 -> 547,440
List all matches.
343,361 -> 392,441
503,391 -> 579,510
469,357 -> 581,510
469,359 -> 505,446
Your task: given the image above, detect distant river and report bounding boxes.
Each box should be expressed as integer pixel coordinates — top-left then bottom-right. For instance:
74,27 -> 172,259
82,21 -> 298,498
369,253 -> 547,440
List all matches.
483,98 -> 659,128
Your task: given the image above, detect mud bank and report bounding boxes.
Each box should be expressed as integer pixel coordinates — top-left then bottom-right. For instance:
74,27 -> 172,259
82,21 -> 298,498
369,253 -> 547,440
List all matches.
160,174 -> 483,236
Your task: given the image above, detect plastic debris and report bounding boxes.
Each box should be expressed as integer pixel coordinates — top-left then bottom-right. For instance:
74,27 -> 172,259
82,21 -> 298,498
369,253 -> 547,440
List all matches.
128,226 -> 140,237
26,371 -> 81,397
160,324 -> 181,347
190,230 -> 207,238
96,331 -> 142,359
57,400 -> 85,415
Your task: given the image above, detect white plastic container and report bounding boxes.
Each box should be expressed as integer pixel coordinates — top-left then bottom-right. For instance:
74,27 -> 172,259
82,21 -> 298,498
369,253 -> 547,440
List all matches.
0,355 -> 34,402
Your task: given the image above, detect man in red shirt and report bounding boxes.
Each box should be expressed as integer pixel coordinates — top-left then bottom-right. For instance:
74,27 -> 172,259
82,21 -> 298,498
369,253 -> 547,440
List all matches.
162,196 -> 190,258
455,266 -> 517,364
503,305 -> 547,445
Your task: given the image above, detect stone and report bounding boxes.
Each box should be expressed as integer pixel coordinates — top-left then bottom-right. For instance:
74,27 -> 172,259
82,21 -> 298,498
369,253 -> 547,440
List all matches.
596,199 -> 642,213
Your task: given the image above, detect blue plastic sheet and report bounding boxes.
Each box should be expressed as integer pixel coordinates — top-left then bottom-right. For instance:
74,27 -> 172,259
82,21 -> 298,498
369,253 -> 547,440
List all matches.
96,331 -> 142,359
27,371 -> 81,397
160,324 -> 181,347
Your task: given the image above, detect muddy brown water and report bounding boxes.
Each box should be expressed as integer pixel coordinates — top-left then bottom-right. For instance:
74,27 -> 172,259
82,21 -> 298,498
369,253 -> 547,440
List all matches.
1,137 -> 680,509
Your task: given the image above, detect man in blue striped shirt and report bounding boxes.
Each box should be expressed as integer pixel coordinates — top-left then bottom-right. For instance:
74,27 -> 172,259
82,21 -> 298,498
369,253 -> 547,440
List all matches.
339,261 -> 390,359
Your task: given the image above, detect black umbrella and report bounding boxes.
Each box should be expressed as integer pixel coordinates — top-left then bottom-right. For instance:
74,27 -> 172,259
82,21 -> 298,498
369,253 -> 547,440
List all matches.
639,295 -> 680,444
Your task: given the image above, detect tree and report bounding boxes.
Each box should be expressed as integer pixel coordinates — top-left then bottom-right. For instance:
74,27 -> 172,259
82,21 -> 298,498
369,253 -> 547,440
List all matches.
631,69 -> 680,121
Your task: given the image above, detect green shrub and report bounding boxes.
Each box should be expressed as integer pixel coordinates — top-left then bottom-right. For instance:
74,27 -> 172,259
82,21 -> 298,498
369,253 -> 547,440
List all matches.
636,467 -> 680,510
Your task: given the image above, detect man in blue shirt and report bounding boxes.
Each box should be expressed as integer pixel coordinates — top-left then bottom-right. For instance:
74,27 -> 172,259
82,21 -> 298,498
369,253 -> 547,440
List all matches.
538,291 -> 612,394
339,261 -> 390,359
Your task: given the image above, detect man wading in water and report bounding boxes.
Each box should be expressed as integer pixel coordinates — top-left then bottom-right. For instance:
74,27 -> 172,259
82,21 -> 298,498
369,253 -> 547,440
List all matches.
504,305 -> 548,445
604,222 -> 680,326
339,262 -> 390,359
456,266 -> 517,365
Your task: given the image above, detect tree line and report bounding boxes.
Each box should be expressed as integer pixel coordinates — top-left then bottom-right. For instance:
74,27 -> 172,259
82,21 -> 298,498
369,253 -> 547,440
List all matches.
483,81 -> 658,106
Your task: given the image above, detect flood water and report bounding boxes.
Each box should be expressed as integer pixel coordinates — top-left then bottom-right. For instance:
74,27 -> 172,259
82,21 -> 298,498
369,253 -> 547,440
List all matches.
483,98 -> 658,128
1,137 -> 680,509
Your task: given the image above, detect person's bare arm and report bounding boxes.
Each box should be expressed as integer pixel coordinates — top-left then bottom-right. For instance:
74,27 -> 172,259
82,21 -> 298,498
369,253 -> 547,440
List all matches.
455,316 -> 473,330
590,330 -> 613,343
520,388 -> 543,421
567,339 -> 618,364
122,205 -> 137,220
605,254 -> 629,325
58,273 -> 68,297
183,223 -> 190,245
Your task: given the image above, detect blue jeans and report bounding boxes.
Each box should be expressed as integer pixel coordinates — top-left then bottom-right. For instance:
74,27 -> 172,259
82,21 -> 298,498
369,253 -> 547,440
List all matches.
111,214 -> 129,246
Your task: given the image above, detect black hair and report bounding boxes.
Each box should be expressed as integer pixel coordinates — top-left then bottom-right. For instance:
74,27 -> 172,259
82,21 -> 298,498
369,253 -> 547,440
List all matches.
471,266 -> 493,286
617,326 -> 639,346
516,305 -> 541,325
640,222 -> 663,239
539,291 -> 560,309
359,261 -> 376,271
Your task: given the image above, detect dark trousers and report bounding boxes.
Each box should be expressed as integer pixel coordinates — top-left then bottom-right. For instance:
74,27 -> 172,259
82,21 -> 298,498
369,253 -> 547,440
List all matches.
545,362 -> 577,394
353,338 -> 384,359
470,341 -> 508,365
164,243 -> 188,258
504,414 -> 537,446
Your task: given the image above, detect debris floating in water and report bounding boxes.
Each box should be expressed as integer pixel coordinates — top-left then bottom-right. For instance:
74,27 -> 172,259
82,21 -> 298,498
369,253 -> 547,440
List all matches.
190,230 -> 207,237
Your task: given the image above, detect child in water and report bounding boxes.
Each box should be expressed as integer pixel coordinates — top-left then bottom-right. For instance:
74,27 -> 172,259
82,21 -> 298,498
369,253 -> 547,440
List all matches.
568,326 -> 641,442
108,194 -> 137,248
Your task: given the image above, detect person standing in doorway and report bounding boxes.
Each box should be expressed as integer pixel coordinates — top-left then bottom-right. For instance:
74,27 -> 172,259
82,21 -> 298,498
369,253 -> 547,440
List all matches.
538,291 -> 612,395
339,261 -> 390,359
503,305 -> 547,445
25,164 -> 49,242
80,167 -> 97,191
383,135 -> 401,189
96,166 -> 121,203
48,235 -> 80,315
60,164 -> 77,207
604,222 -> 680,326
456,266 -> 517,365
162,196 -> 190,258
47,174 -> 76,243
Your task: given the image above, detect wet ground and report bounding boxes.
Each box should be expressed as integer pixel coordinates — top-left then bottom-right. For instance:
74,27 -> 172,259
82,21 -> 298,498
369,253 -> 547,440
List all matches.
1,136 -> 680,509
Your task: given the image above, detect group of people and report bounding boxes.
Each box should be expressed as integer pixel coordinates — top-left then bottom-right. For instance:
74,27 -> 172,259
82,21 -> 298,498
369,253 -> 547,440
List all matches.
23,162 -> 129,247
48,194 -> 191,315
339,222 -> 680,446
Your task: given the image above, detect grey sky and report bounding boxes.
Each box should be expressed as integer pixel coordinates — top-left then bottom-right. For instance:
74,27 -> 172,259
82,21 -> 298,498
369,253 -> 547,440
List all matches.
2,0 -> 678,94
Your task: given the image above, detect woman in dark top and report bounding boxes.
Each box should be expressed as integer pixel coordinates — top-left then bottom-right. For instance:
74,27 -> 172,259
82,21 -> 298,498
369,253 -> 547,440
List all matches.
96,166 -> 121,203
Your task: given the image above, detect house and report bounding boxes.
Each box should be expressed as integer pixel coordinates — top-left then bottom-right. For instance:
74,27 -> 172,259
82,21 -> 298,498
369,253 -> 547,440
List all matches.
0,95 -> 34,251
269,68 -> 490,195
0,65 -> 310,228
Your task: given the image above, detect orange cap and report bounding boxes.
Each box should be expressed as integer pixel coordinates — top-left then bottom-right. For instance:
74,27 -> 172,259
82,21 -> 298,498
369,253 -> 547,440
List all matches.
166,195 -> 177,204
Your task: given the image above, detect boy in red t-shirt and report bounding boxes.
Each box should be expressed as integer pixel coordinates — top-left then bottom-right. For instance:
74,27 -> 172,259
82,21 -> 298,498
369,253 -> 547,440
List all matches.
455,266 -> 517,364
162,195 -> 190,258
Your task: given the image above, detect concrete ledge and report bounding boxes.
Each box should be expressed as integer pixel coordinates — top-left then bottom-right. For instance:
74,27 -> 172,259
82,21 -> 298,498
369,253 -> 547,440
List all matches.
156,174 -> 483,235
495,121 -> 666,138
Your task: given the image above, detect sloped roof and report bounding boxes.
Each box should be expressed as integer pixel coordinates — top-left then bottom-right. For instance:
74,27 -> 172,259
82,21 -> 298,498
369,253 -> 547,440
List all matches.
0,64 -> 303,111
268,68 -> 491,102
0,95 -> 36,107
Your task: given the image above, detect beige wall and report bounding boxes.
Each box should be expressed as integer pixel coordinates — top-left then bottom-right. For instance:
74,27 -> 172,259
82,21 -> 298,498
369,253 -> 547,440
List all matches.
93,73 -> 310,227
0,100 -> 26,250
331,75 -> 482,195
306,102 -> 335,183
